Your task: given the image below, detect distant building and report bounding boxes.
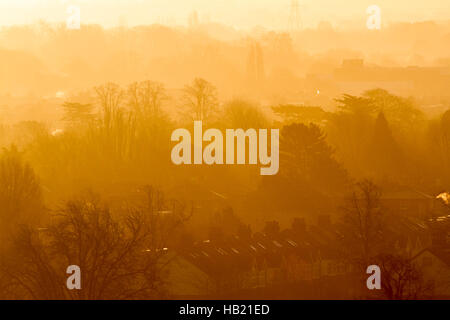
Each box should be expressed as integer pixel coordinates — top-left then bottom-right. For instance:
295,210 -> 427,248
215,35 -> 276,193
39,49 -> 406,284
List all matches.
334,59 -> 450,98
164,217 -> 358,298
163,211 -> 446,298
380,189 -> 436,219
412,247 -> 450,298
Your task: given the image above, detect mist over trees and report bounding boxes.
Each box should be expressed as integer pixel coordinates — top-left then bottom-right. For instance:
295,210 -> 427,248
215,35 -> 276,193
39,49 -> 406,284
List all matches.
0,20 -> 449,299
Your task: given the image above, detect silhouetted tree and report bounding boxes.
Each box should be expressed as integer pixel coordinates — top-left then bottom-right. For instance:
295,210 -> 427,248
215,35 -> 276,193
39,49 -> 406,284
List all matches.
367,112 -> 403,177
127,81 -> 167,120
95,82 -> 125,132
339,179 -> 384,268
0,146 -> 44,246
429,109 -> 450,185
253,123 -> 347,213
280,123 -> 348,192
0,187 -> 191,299
377,253 -> 434,300
127,80 -> 172,171
62,102 -> 94,127
327,94 -> 375,177
363,89 -> 424,134
182,78 -> 218,122
94,82 -> 135,163
335,94 -> 375,115
272,105 -> 329,126
222,99 -> 268,129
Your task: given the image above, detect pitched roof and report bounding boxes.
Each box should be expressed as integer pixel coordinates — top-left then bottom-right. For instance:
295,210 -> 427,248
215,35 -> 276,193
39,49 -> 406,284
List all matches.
412,246 -> 450,267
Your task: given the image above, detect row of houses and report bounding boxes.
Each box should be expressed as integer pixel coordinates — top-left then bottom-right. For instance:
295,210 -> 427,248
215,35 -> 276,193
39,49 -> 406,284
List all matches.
162,208 -> 450,299
412,213 -> 450,298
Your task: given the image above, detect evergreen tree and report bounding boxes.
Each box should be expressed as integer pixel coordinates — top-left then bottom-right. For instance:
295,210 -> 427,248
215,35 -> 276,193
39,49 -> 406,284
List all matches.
368,112 -> 403,177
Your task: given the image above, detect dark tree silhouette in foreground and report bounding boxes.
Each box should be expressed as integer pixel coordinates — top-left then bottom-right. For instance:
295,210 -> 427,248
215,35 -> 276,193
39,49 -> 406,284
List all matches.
0,186 -> 190,299
339,179 -> 384,268
378,253 -> 434,300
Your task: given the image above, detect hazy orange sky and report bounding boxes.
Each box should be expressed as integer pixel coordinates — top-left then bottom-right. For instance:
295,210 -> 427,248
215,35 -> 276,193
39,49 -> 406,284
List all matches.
0,0 -> 449,29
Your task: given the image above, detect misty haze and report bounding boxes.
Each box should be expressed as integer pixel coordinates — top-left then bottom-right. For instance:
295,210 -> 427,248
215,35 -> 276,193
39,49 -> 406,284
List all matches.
0,0 -> 449,300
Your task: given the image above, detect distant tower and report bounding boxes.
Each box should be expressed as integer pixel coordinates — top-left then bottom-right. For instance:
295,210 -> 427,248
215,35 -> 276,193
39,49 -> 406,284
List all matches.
246,41 -> 265,91
288,0 -> 303,32
188,11 -> 199,28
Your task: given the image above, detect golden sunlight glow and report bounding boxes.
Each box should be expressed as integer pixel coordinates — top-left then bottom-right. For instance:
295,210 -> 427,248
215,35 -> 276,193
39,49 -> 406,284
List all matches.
0,0 -> 449,29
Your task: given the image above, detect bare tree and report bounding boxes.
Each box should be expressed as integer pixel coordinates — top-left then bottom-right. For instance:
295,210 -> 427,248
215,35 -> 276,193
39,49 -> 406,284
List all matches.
128,81 -> 167,120
222,99 -> 268,129
62,102 -> 94,127
182,78 -> 218,122
95,82 -> 125,131
94,82 -> 135,162
378,253 -> 434,299
339,179 -> 384,267
0,187 -> 190,300
127,81 -> 170,156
